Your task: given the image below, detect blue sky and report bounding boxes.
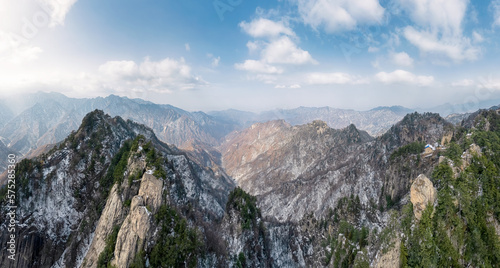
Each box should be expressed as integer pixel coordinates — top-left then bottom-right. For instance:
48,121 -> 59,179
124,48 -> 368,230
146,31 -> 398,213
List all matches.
1,0 -> 500,112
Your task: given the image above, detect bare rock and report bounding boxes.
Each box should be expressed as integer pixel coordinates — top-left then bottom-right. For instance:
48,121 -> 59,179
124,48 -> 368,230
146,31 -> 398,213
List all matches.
111,174 -> 162,268
138,173 -> 163,214
81,184 -> 125,268
460,143 -> 482,171
410,174 -> 437,220
374,239 -> 400,268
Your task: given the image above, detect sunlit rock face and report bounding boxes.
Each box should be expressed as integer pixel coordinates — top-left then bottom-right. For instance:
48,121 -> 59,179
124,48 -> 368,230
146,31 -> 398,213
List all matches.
410,174 -> 437,220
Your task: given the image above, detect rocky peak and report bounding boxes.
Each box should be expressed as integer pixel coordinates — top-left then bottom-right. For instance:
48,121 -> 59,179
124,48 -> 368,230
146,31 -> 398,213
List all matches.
410,174 -> 437,220
381,112 -> 452,152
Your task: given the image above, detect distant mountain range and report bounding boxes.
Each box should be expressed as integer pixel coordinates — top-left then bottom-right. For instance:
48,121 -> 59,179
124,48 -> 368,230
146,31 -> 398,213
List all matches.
0,91 -> 498,174
211,105 -> 415,137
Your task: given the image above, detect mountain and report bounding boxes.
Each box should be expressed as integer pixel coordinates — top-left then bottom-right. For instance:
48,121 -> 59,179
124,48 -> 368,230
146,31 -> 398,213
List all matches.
0,92 -> 413,174
0,93 -> 239,167
445,113 -> 471,125
0,100 -> 78,155
212,105 -> 415,137
0,110 -> 235,267
419,97 -> 500,116
1,108 -> 500,267
0,102 -> 13,130
220,112 -> 450,223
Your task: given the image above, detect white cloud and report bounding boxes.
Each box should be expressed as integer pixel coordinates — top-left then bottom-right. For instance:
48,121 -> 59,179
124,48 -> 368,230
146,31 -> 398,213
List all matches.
477,76 -> 500,91
37,0 -> 78,27
207,54 -> 220,67
0,32 -> 43,64
294,0 -> 385,33
185,43 -> 190,51
451,79 -> 474,87
493,0 -> 500,27
307,72 -> 359,85
472,31 -> 484,43
261,36 -> 317,65
398,0 -> 480,63
98,57 -> 205,92
239,18 -> 295,38
234,60 -> 283,74
237,18 -> 316,75
390,51 -> 414,67
403,26 -> 479,62
376,69 -> 434,86
275,84 -> 302,89
398,0 -> 467,36
0,0 -> 76,65
211,56 -> 220,67
98,60 -> 138,77
247,41 -> 258,52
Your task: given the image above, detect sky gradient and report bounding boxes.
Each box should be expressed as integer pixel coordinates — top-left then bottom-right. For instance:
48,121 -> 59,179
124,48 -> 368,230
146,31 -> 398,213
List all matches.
1,0 -> 500,112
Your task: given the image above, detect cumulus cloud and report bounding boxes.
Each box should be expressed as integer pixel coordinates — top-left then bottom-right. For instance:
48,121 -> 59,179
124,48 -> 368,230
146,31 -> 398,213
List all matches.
294,0 -> 385,33
185,43 -> 190,51
376,69 -> 434,86
98,57 -> 205,92
234,60 -> 283,74
246,41 -> 262,53
261,36 -> 316,65
398,0 -> 480,63
390,51 -> 414,67
239,18 -> 295,38
403,26 -> 479,62
236,17 -> 316,75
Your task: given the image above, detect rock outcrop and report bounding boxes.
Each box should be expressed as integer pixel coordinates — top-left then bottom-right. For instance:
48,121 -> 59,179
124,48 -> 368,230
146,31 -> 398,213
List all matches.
410,174 -> 437,220
111,174 -> 162,268
374,239 -> 401,268
460,143 -> 482,171
81,184 -> 126,268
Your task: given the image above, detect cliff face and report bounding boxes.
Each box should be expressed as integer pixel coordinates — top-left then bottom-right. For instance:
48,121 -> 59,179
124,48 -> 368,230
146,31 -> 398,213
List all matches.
81,184 -> 126,268
112,173 -> 163,268
410,174 -> 437,220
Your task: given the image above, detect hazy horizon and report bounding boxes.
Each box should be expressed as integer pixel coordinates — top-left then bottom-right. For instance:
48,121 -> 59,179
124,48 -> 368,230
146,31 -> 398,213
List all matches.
1,90 -> 499,115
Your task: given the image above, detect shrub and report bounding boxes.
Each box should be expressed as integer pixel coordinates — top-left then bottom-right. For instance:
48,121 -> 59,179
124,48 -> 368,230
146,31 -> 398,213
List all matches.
97,225 -> 121,268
